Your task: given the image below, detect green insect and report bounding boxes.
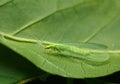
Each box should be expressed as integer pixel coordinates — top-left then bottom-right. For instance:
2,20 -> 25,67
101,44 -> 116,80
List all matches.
44,42 -> 110,63
45,43 -> 90,55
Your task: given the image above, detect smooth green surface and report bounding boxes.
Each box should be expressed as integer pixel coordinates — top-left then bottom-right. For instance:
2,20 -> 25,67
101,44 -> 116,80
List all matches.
0,44 -> 45,84
0,0 -> 120,79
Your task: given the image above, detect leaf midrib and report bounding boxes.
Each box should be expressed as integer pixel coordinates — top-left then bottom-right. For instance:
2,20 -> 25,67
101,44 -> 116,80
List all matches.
0,31 -> 73,76
0,31 -> 120,53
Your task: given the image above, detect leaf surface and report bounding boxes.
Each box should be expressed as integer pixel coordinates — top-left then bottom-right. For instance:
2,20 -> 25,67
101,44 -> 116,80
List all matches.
0,44 -> 45,84
0,0 -> 120,78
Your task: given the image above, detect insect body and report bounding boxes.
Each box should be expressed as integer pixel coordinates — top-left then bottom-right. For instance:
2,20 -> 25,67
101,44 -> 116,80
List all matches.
45,43 -> 90,56
44,43 -> 110,63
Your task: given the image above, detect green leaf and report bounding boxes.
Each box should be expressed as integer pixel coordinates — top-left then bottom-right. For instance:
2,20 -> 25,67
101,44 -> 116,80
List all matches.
0,0 -> 120,78
0,44 -> 46,84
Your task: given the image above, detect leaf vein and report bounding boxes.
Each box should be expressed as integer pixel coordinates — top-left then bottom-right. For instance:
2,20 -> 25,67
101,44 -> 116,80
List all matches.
84,11 -> 120,43
0,0 -> 14,7
11,0 -> 98,35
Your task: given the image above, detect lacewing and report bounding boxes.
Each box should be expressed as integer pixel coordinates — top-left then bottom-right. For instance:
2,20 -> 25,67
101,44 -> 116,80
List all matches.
44,43 -> 109,63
